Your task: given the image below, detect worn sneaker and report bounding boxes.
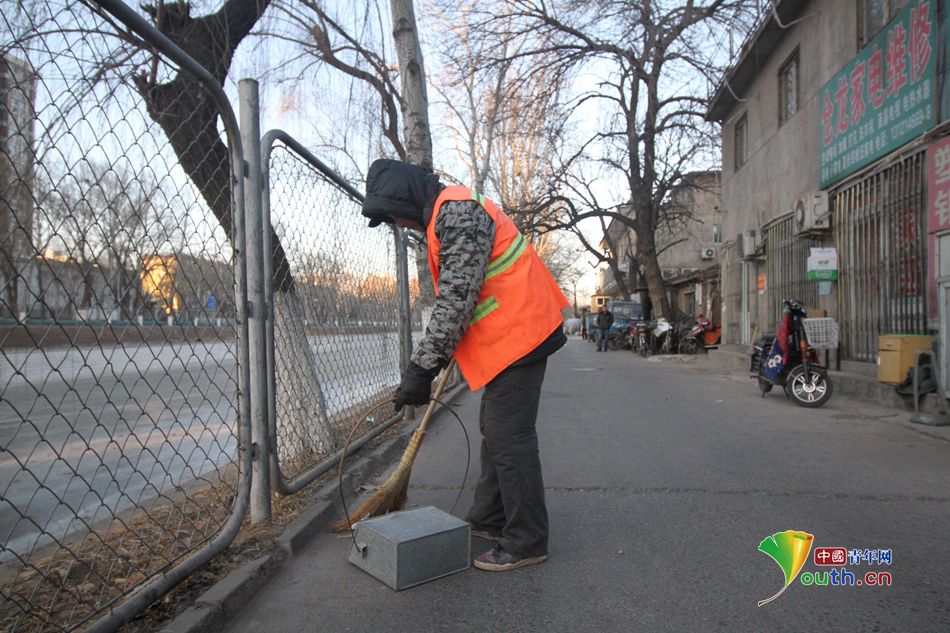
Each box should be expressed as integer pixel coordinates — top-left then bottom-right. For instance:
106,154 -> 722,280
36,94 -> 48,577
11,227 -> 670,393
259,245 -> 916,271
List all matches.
473,545 -> 547,572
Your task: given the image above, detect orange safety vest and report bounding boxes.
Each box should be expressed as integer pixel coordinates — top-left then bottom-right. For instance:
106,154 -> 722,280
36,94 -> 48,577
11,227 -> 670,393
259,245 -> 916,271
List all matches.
427,186 -> 568,390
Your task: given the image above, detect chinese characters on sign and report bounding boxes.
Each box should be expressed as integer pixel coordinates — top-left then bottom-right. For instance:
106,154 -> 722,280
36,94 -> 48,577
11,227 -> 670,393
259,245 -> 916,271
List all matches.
813,547 -> 847,566
846,548 -> 893,566
820,0 -> 936,187
926,136 -> 950,317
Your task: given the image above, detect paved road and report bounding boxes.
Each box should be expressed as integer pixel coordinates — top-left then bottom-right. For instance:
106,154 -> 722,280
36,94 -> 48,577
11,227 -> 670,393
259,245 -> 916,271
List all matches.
0,332 -> 405,561
220,338 -> 950,633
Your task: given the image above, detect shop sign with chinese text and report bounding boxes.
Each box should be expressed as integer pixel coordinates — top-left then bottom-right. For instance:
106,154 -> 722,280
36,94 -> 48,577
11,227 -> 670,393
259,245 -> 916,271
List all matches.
926,136 -> 950,318
819,0 -> 936,188
807,248 -> 838,281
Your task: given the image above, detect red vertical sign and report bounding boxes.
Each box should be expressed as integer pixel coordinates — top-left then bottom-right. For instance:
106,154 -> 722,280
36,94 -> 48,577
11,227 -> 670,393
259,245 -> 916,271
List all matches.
926,136 -> 950,317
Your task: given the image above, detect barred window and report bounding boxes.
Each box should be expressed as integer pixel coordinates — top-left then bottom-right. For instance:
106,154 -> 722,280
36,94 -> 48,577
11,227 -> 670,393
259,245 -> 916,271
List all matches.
778,50 -> 799,126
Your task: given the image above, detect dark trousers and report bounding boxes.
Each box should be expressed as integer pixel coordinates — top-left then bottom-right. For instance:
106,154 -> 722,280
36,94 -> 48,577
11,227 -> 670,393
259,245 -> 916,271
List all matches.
466,358 -> 548,558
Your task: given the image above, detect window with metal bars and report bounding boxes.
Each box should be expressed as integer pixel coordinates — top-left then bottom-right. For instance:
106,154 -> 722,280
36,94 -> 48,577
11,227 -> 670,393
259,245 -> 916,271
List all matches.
858,0 -> 911,47
833,150 -> 927,361
778,49 -> 799,126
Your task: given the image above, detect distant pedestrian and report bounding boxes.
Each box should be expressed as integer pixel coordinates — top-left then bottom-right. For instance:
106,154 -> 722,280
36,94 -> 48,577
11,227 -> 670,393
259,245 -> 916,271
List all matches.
595,305 -> 613,351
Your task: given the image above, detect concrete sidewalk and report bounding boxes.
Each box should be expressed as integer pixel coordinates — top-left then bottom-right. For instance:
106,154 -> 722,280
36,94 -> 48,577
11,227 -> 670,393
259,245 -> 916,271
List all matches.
216,339 -> 950,633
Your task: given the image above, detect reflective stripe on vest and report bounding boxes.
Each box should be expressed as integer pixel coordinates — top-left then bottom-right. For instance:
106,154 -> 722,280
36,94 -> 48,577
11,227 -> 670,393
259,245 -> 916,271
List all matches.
485,232 -> 526,280
470,295 -> 499,325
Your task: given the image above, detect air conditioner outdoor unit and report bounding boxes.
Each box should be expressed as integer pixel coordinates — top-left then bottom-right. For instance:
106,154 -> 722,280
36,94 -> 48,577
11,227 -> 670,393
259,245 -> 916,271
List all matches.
794,191 -> 831,234
661,268 -> 678,280
737,230 -> 762,260
700,247 -> 716,260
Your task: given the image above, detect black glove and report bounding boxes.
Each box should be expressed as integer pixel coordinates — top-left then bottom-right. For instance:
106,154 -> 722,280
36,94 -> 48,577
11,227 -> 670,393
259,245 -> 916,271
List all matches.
394,362 -> 439,411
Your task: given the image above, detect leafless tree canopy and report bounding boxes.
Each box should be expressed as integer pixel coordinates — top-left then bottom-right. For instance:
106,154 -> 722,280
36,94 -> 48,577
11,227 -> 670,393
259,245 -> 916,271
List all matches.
455,0 -> 754,316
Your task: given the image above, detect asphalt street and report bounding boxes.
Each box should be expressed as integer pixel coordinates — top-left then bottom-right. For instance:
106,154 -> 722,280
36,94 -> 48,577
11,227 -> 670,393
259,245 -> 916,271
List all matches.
0,332 -> 403,560
219,337 -> 950,633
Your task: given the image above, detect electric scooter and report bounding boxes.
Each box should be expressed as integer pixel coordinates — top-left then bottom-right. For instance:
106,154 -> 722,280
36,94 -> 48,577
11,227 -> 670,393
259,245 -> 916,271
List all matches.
750,299 -> 833,407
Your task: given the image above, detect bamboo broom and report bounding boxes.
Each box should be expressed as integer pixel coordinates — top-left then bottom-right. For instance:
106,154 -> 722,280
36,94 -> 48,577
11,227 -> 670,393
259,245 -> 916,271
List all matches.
329,359 -> 457,532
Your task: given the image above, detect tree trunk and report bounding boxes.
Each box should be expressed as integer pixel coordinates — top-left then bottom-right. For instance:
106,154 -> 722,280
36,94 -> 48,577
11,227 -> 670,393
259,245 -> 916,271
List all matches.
134,0 -> 337,453
390,0 -> 436,306
273,291 -> 334,464
390,0 -> 432,171
636,227 -> 671,319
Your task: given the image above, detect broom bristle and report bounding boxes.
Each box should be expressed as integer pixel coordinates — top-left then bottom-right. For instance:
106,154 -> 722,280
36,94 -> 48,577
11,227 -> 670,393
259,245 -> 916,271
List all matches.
328,466 -> 412,532
328,418 -> 432,532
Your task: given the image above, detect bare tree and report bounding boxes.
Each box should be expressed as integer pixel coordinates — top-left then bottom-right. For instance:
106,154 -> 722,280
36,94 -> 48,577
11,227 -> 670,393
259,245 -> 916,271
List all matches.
430,1 -> 582,299
479,0 -> 752,317
266,0 -> 437,302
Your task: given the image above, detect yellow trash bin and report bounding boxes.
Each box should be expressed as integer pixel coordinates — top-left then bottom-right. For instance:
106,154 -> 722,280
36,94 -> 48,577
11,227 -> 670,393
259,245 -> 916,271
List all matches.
877,335 -> 934,384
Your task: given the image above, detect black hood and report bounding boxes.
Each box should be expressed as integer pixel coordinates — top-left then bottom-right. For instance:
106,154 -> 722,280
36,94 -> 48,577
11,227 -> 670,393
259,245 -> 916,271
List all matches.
362,159 -> 443,228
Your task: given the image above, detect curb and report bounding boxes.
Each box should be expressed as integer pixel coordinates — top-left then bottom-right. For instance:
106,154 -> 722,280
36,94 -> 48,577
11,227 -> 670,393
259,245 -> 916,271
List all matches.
158,382 -> 469,633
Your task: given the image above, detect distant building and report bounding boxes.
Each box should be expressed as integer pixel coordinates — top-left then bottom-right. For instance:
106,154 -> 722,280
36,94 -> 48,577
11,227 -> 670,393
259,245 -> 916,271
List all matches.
655,172 -> 722,319
0,54 -> 37,318
20,251 -> 118,321
598,171 -> 722,319
590,293 -> 610,313
141,254 -> 234,321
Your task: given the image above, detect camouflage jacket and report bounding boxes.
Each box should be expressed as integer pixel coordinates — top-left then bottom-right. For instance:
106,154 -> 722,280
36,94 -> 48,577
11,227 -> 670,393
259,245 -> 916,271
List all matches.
411,200 -> 495,372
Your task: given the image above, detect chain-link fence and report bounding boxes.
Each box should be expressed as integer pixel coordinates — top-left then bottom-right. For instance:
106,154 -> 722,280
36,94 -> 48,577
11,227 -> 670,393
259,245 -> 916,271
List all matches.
261,131 -> 408,491
0,2 -> 251,631
1,0 -> 464,630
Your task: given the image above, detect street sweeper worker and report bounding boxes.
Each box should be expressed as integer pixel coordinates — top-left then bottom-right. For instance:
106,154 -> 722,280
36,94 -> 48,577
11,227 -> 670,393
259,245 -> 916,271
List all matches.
361,158 -> 568,572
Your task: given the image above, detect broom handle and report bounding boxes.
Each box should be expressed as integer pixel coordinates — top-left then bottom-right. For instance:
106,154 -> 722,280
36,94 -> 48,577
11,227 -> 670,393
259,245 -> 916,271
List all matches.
416,358 -> 457,435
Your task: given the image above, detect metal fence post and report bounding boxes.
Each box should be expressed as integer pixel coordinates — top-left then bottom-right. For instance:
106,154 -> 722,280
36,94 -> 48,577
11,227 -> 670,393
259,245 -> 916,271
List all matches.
239,79 -> 271,523
395,227 -> 415,417
261,137 -> 280,494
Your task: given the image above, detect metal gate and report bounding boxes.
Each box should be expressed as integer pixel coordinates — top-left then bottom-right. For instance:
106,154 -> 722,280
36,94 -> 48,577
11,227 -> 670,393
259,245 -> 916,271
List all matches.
260,130 -> 412,494
833,152 -> 928,361
0,2 -> 251,631
765,215 -> 822,329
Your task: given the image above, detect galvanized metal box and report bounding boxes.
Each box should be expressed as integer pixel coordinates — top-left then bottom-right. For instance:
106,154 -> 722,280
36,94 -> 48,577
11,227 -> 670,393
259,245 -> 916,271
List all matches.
347,506 -> 470,590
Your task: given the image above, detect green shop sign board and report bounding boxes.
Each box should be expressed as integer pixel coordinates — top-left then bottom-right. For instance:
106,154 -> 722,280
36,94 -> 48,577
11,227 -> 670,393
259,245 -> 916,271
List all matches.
819,0 -> 937,188
807,269 -> 839,281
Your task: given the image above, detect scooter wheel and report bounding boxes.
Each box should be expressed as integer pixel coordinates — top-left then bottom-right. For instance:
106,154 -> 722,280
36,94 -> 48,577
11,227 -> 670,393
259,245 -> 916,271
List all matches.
784,365 -> 833,407
757,377 -> 773,395
679,339 -> 699,355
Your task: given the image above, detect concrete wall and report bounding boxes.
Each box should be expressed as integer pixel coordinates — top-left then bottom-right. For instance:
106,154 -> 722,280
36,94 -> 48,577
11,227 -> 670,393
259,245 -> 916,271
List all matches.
718,0 -> 858,342
658,173 -> 722,271
721,0 -> 856,239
